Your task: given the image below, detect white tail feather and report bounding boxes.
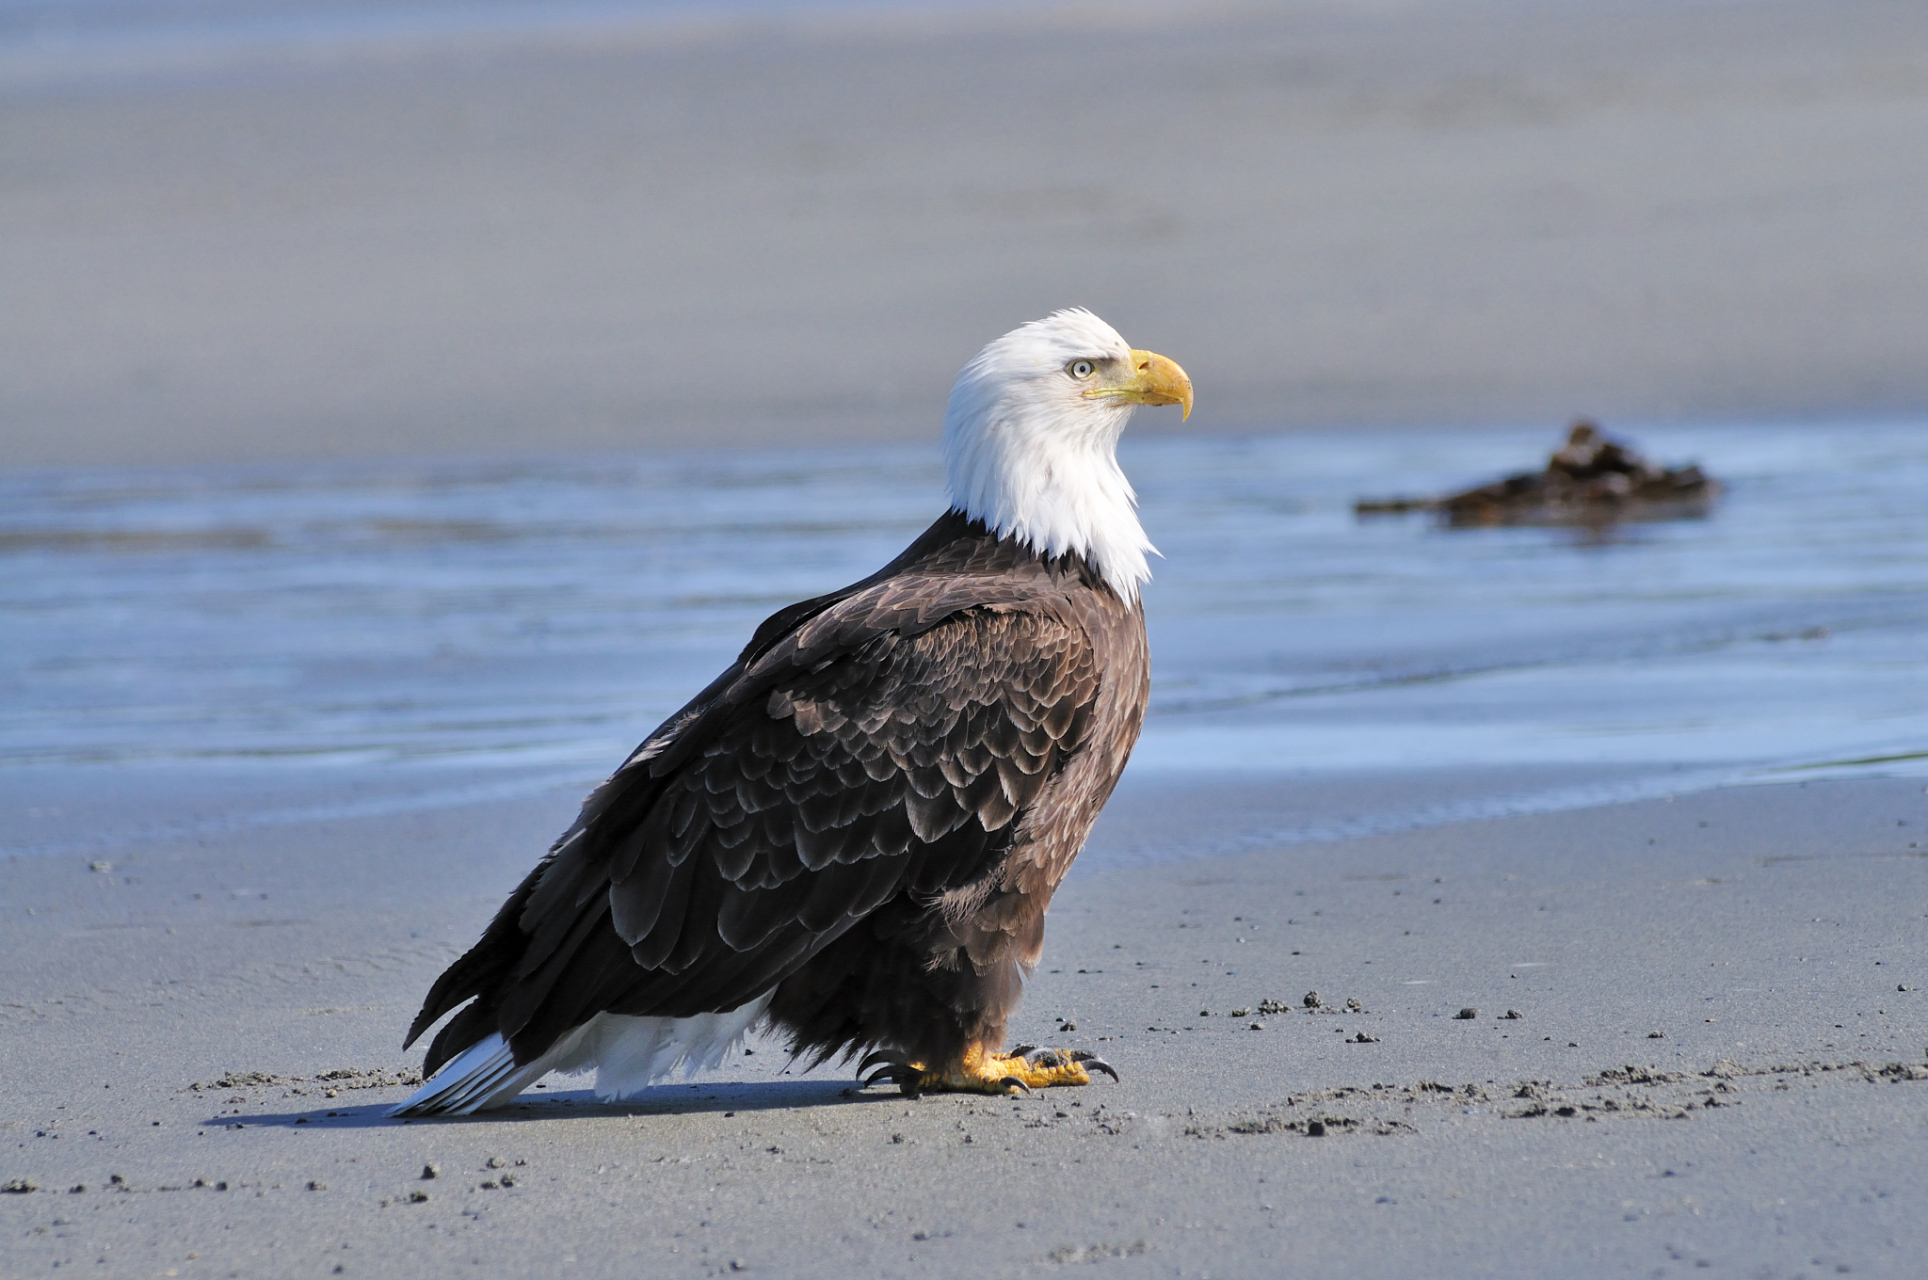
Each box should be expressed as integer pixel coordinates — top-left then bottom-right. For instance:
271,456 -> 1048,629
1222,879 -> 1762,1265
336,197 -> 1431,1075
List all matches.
391,995 -> 772,1118
389,1033 -> 553,1117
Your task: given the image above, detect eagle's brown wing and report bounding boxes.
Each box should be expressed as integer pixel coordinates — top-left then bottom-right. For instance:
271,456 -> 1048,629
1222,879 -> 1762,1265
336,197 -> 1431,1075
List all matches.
405,549 -> 1106,1077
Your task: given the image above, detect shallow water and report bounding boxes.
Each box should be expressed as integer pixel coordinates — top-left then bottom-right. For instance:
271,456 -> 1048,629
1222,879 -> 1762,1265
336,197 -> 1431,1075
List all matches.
0,0 -> 1032,86
4,421 -> 1926,860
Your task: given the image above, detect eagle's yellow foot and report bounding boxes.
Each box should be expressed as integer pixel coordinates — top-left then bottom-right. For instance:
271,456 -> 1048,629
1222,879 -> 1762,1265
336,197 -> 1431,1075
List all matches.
858,1045 -> 1118,1098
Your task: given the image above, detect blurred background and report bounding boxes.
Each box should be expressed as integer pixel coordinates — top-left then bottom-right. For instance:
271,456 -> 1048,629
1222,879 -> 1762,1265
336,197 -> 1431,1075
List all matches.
4,0 -> 1927,860
4,0 -> 1925,465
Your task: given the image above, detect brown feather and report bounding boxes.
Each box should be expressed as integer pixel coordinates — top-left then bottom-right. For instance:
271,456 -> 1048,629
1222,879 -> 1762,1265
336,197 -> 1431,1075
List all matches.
401,510 -> 1149,1079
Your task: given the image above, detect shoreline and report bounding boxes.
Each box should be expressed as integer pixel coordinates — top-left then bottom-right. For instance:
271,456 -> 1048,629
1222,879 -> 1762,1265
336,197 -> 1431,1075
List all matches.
4,771 -> 1925,1274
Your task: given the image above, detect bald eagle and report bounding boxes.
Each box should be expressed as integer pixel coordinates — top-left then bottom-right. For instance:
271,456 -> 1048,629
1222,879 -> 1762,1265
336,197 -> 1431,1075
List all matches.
394,310 -> 1191,1114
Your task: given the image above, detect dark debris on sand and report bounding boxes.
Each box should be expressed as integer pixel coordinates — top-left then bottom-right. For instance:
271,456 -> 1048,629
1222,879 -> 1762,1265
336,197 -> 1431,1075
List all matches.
185,1067 -> 422,1098
1355,420 -> 1719,527
1179,1056 -> 1928,1141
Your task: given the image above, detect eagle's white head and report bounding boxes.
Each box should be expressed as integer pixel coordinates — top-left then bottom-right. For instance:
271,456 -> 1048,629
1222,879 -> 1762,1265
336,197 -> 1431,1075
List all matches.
942,308 -> 1193,603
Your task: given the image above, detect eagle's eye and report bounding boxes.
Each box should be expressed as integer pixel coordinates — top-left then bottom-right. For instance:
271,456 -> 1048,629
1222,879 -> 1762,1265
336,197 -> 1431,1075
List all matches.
1068,359 -> 1096,380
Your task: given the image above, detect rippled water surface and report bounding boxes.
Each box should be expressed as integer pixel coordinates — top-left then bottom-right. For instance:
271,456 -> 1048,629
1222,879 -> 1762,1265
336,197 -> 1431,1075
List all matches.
5,421 -> 1926,857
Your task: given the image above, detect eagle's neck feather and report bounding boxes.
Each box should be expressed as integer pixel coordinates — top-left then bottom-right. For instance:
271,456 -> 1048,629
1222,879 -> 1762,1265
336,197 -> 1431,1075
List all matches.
941,383 -> 1154,603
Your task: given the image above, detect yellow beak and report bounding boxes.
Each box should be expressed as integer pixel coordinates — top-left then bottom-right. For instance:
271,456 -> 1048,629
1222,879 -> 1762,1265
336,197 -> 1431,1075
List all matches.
1091,349 -> 1194,420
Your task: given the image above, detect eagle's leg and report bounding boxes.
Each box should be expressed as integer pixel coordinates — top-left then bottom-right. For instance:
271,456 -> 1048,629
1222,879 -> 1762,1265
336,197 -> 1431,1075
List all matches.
860,1045 -> 1118,1097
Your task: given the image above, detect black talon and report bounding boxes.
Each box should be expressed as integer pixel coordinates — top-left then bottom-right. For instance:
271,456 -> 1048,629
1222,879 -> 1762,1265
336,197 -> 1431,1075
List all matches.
857,1050 -> 896,1076
858,1056 -> 929,1098
862,1056 -> 915,1089
1071,1051 -> 1119,1082
998,1077 -> 1030,1094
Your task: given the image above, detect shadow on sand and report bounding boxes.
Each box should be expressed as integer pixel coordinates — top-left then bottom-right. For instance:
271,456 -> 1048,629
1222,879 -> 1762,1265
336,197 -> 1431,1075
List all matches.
214,1077 -> 892,1131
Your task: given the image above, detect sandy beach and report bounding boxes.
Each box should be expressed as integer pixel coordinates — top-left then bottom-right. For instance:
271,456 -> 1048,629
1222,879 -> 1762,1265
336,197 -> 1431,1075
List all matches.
5,2 -> 1928,1276
4,772 -> 1925,1275
4,0 -> 1927,466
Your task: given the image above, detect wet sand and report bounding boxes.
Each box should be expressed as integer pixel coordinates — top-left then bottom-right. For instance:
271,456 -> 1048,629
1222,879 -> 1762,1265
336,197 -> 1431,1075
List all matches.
4,0 -> 1928,466
4,772 -> 1925,1276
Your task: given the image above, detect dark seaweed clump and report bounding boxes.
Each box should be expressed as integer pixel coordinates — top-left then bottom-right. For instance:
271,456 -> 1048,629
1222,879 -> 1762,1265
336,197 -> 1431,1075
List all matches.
1356,420 -> 1719,528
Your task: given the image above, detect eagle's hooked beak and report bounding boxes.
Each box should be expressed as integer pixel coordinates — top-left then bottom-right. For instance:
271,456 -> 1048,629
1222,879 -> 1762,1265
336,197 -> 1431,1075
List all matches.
1092,349 -> 1193,421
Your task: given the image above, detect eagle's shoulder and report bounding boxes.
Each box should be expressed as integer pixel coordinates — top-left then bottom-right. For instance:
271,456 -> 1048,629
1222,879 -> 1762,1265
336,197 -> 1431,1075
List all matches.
625,510 -> 1107,776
